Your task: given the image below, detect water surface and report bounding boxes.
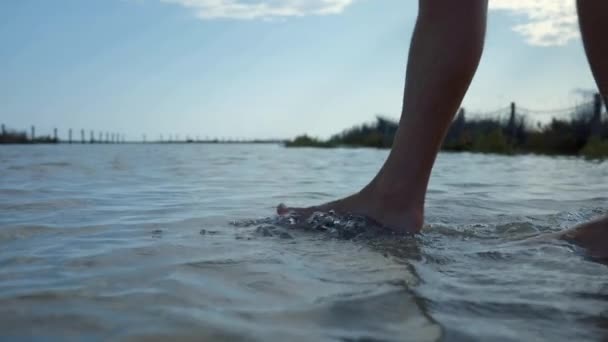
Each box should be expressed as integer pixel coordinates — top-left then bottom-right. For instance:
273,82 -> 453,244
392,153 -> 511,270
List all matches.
0,144 -> 607,341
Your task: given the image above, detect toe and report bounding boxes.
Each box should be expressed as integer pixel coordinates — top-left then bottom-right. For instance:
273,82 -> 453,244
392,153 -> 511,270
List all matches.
277,203 -> 317,218
277,203 -> 290,215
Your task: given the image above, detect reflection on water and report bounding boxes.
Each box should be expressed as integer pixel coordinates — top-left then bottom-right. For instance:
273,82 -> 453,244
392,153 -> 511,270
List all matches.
0,144 -> 607,341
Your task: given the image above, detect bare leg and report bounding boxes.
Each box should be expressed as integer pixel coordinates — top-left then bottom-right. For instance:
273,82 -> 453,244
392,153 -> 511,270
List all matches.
559,1 -> 608,259
577,0 -> 608,97
278,0 -> 488,233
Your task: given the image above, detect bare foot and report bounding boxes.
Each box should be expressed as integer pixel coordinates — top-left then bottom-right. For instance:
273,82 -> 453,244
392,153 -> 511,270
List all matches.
560,215 -> 608,260
277,186 -> 424,234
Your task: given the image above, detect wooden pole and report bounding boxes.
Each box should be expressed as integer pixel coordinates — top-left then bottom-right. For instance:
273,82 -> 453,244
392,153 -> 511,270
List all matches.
54,128 -> 58,142
1,124 -> 5,136
90,130 -> 94,144
594,93 -> 602,120
31,125 -> 35,142
509,102 -> 516,142
81,129 -> 85,144
105,132 -> 109,144
456,108 -> 466,127
69,129 -> 72,144
592,93 -> 602,137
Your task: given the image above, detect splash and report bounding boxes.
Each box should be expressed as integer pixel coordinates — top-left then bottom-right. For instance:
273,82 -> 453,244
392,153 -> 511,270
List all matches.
231,210 -> 403,240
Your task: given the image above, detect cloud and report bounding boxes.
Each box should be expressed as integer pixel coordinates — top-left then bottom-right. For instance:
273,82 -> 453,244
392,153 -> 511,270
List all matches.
489,0 -> 579,47
160,0 -> 578,46
160,0 -> 354,20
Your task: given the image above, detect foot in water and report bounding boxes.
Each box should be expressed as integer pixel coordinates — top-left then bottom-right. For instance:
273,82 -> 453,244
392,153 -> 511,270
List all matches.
561,216 -> 608,261
278,189 -> 608,259
277,185 -> 424,234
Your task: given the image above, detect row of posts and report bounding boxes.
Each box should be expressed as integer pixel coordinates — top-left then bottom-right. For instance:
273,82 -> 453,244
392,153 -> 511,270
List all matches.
0,124 -> 125,144
1,125 -> 218,144
2,94 -> 605,144
57,129 -> 126,144
466,93 -> 605,138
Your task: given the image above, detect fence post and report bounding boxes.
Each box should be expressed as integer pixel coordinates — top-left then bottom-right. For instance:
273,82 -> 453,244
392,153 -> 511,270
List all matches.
594,93 -> 601,119
90,130 -> 94,144
459,107 -> 466,126
458,108 -> 465,119
1,124 -> 5,136
80,129 -> 85,144
31,125 -> 35,142
507,102 -> 516,143
456,108 -> 466,127
54,128 -> 58,142
68,129 -> 72,144
592,93 -> 602,137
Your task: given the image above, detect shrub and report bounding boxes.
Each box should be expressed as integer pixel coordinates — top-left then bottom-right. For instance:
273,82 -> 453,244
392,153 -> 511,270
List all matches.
580,137 -> 608,159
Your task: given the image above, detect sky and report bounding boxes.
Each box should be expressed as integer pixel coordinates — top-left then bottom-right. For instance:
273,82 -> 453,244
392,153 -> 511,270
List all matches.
0,0 -> 599,140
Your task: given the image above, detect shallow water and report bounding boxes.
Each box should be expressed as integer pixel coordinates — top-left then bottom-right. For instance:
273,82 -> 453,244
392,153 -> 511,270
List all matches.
0,144 -> 607,341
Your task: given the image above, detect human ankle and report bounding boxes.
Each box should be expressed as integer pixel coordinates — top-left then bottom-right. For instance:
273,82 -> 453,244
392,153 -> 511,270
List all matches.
363,180 -> 423,210
359,182 -> 425,233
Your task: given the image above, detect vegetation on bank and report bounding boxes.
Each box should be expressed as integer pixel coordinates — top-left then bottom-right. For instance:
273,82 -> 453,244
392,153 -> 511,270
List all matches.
284,135 -> 334,148
286,95 -> 608,158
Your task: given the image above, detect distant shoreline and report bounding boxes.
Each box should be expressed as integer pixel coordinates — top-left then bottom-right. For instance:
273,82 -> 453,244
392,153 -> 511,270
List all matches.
285,97 -> 608,159
0,140 -> 286,145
